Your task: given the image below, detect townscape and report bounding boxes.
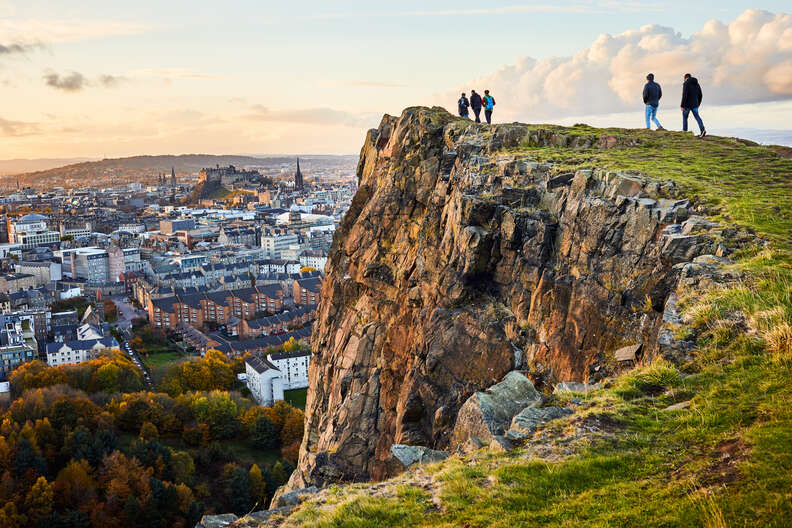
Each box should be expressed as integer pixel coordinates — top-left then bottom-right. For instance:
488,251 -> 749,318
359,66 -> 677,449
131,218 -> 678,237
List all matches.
0,157 -> 356,400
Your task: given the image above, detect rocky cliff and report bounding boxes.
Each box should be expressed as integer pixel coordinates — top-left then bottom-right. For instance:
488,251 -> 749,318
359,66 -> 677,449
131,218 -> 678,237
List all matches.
285,106 -> 727,491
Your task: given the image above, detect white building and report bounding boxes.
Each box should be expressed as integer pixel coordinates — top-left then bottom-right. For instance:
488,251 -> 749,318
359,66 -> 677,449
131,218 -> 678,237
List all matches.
9,214 -> 61,249
299,250 -> 327,271
245,349 -> 311,406
61,247 -> 110,283
259,234 -> 299,259
45,337 -> 119,367
245,355 -> 284,406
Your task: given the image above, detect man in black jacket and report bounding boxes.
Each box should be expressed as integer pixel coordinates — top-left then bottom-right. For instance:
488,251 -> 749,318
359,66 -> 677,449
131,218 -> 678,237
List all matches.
458,93 -> 470,118
681,73 -> 706,137
470,90 -> 483,123
642,73 -> 664,130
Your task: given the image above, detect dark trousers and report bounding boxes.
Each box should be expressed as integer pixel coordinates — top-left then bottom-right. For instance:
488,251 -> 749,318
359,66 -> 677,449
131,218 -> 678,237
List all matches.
485,110 -> 493,124
472,108 -> 481,123
682,107 -> 705,133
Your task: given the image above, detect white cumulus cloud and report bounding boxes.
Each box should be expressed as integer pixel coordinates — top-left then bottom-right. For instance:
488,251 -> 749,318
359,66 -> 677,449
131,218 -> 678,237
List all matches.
444,9 -> 792,121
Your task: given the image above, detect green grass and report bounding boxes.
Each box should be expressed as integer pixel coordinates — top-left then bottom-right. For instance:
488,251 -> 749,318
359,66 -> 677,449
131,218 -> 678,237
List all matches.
284,388 -> 308,409
507,126 -> 792,241
276,123 -> 792,528
142,351 -> 182,369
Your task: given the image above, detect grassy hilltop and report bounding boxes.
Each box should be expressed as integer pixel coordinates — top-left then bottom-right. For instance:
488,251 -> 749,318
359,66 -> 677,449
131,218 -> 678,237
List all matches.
253,124 -> 792,528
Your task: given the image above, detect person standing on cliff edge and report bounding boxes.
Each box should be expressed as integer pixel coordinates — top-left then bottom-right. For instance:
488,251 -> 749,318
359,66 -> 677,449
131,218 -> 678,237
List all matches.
458,92 -> 470,118
470,90 -> 483,123
642,73 -> 664,130
483,90 -> 496,124
681,73 -> 706,138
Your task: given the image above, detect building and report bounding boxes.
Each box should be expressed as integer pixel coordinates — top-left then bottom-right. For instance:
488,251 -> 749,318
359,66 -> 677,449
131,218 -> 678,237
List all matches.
260,234 -> 299,258
294,158 -> 304,190
226,304 -> 316,338
63,247 -> 110,283
15,260 -> 62,284
0,273 -> 36,294
8,214 -> 61,249
245,355 -> 284,406
0,314 -> 37,380
9,214 -> 60,247
46,337 -> 119,367
299,249 -> 327,271
160,218 -> 195,235
293,276 -> 322,305
218,226 -> 258,247
108,246 -> 143,282
148,284 -> 285,330
245,347 -> 311,406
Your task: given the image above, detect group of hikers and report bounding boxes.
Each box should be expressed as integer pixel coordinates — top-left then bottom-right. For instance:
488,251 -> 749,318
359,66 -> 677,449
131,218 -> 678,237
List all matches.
457,89 -> 496,124
643,72 -> 706,137
456,73 -> 707,137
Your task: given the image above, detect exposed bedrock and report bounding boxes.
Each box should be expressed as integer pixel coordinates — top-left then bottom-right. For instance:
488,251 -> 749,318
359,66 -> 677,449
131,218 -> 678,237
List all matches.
283,106 -> 725,493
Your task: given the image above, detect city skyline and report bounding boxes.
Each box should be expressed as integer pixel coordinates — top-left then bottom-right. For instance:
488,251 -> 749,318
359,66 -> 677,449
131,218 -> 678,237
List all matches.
1,1 -> 791,159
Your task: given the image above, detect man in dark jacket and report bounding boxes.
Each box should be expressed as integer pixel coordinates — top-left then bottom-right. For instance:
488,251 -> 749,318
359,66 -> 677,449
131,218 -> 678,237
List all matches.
681,73 -> 706,137
642,73 -> 663,130
470,90 -> 483,123
458,93 -> 470,118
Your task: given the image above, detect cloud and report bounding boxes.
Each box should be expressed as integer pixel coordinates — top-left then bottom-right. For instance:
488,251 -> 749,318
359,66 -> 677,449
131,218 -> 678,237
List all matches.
0,42 -> 36,55
443,9 -> 792,121
44,71 -> 86,92
99,74 -> 127,87
243,105 -> 378,127
0,117 -> 38,136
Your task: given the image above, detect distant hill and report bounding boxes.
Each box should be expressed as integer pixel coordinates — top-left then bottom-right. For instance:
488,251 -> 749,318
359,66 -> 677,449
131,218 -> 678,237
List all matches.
1,154 -> 303,190
0,157 -> 97,176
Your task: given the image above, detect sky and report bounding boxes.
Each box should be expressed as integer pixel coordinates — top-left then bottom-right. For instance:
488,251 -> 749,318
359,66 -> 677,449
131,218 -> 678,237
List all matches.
0,1 -> 791,158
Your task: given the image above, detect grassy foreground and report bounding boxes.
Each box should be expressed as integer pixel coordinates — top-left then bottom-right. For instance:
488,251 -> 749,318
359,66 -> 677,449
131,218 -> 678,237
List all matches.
271,127 -> 792,527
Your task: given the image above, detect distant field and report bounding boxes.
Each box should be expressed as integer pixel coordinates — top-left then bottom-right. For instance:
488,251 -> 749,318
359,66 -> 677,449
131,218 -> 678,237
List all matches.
284,388 -> 307,409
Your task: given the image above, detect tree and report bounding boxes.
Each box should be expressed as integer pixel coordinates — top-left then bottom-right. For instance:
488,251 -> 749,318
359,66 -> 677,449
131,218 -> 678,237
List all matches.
248,464 -> 267,508
224,464 -> 252,515
139,421 -> 159,441
54,459 -> 96,510
24,476 -> 53,524
170,451 -> 195,485
280,410 -> 305,447
251,415 -> 279,450
0,502 -> 27,528
272,461 -> 289,486
14,437 -> 46,480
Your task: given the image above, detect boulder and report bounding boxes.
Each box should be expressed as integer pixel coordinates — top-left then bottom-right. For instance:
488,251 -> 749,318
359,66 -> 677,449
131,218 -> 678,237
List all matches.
195,514 -> 238,528
269,486 -> 318,509
554,381 -> 600,394
450,371 -> 541,449
508,406 -> 573,435
613,343 -> 642,362
387,444 -> 450,472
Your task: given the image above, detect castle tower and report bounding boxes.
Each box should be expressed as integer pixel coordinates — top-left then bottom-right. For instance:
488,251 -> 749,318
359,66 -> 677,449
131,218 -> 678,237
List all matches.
295,158 -> 304,190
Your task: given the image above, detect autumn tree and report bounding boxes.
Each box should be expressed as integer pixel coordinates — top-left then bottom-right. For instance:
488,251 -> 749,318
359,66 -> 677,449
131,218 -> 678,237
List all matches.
24,476 -> 53,524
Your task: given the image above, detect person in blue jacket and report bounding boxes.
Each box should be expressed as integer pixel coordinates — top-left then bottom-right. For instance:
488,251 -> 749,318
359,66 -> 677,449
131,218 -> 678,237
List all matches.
482,90 -> 496,124
642,73 -> 664,130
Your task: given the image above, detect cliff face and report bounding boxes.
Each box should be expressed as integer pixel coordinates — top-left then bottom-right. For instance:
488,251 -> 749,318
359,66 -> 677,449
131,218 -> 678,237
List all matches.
287,107 -> 716,490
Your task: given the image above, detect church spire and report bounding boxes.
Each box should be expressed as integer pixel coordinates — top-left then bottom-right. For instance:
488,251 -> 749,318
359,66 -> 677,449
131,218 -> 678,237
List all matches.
294,158 -> 304,190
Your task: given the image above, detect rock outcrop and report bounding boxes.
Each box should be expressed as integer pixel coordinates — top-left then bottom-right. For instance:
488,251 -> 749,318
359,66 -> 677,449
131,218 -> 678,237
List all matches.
285,107 -> 724,492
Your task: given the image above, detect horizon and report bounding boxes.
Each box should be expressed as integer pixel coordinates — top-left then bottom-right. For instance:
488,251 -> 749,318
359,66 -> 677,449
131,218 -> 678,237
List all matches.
1,2 -> 791,158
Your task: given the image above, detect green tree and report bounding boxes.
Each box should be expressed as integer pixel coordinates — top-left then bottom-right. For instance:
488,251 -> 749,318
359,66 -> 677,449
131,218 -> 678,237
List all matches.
251,415 -> 279,450
139,421 -> 159,441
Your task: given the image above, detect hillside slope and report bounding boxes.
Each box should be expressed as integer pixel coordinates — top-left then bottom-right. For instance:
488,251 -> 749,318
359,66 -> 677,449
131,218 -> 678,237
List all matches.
211,107 -> 791,527
4,154 -> 289,189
